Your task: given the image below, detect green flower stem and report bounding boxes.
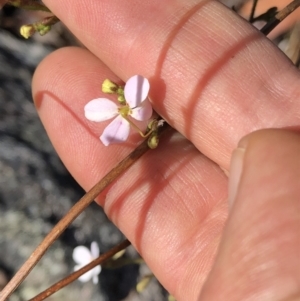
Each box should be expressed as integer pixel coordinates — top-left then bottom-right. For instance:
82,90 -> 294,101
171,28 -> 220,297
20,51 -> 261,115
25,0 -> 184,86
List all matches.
122,116 -> 162,139
123,116 -> 154,138
7,0 -> 51,12
136,274 -> 154,293
103,257 -> 145,269
34,15 -> 59,35
20,15 -> 59,39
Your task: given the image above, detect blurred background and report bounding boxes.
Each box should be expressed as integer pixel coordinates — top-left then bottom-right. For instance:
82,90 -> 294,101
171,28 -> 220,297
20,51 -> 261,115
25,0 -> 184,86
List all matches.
0,0 -> 299,300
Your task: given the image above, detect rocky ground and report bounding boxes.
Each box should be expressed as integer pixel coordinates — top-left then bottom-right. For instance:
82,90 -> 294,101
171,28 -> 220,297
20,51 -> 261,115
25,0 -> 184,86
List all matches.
0,6 -> 167,301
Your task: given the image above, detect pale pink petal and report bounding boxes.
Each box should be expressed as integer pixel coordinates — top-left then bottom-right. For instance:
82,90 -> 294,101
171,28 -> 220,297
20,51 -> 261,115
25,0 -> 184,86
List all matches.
100,115 -> 130,146
84,98 -> 118,122
92,265 -> 101,284
74,265 -> 94,282
90,241 -> 99,258
93,274 -> 99,284
72,246 -> 92,265
93,265 -> 101,276
130,98 -> 153,121
124,75 -> 150,108
78,272 -> 93,283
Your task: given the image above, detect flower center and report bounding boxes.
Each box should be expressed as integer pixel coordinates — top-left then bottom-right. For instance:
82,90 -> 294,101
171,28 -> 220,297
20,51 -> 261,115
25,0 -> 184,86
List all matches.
118,105 -> 131,118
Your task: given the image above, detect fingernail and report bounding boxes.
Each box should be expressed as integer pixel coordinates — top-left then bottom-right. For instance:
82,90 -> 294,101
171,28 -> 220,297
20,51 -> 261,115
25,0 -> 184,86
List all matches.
228,147 -> 245,208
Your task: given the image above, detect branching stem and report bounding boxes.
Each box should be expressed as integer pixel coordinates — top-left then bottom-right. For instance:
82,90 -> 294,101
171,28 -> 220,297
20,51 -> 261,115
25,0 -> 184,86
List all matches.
249,0 -> 259,23
28,240 -> 131,301
0,122 -> 170,301
123,116 -> 154,138
260,0 -> 300,36
1,0 -> 300,300
7,0 -> 51,13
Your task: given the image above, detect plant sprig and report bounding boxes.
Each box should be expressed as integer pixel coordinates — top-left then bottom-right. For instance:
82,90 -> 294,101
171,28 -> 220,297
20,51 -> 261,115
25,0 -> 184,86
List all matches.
260,0 -> 300,35
6,0 -> 51,13
0,121 -> 170,301
28,240 -> 131,301
1,1 -> 300,300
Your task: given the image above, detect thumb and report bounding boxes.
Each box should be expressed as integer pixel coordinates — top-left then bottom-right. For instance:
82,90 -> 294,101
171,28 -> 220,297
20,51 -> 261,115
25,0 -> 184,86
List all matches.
199,129 -> 300,301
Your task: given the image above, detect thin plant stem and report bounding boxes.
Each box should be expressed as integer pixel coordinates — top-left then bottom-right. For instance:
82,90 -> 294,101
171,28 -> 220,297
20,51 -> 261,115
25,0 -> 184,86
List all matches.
20,15 -> 60,39
103,257 -> 145,269
28,239 -> 131,301
260,0 -> 300,36
2,0 -> 300,300
123,116 -> 155,138
249,0 -> 259,23
123,116 -> 152,137
7,0 -> 51,12
0,122 -> 170,301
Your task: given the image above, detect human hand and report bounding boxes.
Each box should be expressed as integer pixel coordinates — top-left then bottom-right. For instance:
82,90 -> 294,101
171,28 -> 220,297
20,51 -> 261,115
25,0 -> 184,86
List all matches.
32,1 -> 300,300
201,128 -> 300,301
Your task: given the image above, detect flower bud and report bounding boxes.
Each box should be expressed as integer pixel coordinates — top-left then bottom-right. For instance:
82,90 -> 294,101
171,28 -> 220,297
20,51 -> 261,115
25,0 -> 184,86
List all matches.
102,79 -> 118,94
20,24 -> 35,39
111,249 -> 126,260
117,95 -> 126,105
147,119 -> 157,131
148,132 -> 159,149
136,275 -> 152,293
36,24 -> 51,36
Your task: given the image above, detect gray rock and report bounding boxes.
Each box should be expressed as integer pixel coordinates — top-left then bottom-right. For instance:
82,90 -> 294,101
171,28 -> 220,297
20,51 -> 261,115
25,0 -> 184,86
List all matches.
0,27 -> 166,301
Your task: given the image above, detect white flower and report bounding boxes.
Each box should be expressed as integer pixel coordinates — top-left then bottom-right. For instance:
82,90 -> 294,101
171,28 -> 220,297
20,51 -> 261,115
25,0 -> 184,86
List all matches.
84,75 -> 153,146
72,241 -> 101,284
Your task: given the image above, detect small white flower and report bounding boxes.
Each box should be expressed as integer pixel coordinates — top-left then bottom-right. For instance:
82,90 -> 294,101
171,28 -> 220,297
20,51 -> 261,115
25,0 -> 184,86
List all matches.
72,241 -> 101,284
84,75 -> 153,146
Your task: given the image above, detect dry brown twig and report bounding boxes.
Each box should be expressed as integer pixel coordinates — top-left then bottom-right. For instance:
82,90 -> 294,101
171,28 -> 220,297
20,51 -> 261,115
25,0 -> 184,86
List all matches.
0,121 -> 170,301
28,240 -> 131,301
6,0 -> 51,12
260,0 -> 300,35
0,1 -> 300,301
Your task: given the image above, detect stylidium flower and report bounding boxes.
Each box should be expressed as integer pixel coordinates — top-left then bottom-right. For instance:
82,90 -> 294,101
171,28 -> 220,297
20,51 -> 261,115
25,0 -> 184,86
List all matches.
72,241 -> 101,284
84,75 -> 153,146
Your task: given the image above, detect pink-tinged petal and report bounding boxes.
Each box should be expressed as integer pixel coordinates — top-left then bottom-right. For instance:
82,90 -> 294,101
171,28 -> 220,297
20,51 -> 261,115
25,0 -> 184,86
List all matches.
130,98 -> 153,121
93,274 -> 99,284
92,265 -> 101,284
74,265 -> 94,282
84,98 -> 118,122
93,265 -> 101,276
124,75 -> 150,108
100,115 -> 130,146
72,246 -> 92,265
90,241 -> 99,258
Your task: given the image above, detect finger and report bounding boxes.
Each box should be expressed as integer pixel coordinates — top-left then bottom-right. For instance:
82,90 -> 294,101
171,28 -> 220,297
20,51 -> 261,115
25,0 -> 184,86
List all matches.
199,129 -> 300,300
42,0 -> 300,169
32,47 -> 228,301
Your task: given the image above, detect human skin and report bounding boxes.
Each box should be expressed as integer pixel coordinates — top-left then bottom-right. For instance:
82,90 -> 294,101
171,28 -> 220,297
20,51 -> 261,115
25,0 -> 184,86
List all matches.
0,0 -> 7,9
32,0 -> 300,300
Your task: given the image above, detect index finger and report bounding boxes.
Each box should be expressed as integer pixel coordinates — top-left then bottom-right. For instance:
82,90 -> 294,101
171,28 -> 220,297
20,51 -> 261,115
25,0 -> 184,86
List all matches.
42,0 -> 300,169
